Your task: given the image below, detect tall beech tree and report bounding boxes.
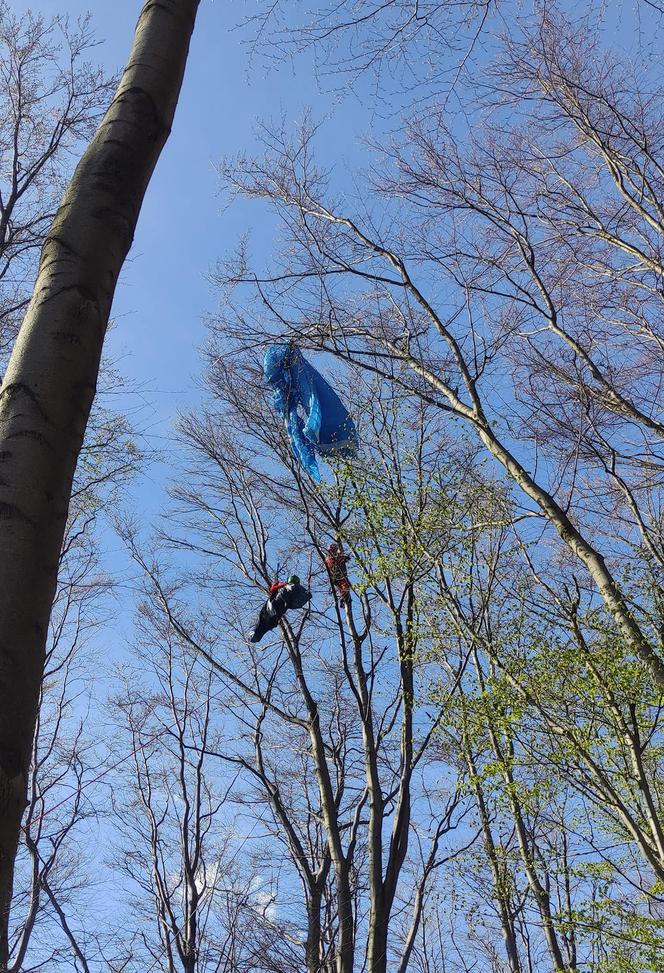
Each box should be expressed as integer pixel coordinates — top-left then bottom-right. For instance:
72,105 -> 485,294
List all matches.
0,0 -> 200,961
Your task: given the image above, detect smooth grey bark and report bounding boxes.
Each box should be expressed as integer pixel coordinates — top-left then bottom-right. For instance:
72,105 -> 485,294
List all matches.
0,0 -> 200,962
283,626 -> 356,973
366,596 -> 415,973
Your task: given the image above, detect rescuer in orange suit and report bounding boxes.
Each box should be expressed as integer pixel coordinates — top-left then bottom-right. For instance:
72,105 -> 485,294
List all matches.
325,543 -> 351,605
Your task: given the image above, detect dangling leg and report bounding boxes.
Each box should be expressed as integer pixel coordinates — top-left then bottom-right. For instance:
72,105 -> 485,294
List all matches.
336,578 -> 351,605
249,599 -> 280,643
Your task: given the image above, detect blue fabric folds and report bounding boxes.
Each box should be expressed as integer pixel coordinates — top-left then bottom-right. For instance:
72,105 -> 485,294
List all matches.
263,345 -> 358,481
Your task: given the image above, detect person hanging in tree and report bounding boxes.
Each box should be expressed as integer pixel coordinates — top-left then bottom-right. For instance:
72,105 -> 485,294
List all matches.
325,543 -> 351,605
248,574 -> 311,643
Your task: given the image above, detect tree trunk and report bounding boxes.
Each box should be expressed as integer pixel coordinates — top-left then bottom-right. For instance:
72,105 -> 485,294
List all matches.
367,908 -> 390,973
306,886 -> 323,973
0,0 -> 200,960
462,742 -> 522,973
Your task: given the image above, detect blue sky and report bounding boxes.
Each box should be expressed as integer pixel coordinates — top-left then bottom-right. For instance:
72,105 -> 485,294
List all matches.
10,0 -> 378,517
5,3 -> 397,776
10,0 -> 657,528
7,2 -> 664,965
5,0 -> 388,659
5,0 -> 653,629
8,0 -> 660,617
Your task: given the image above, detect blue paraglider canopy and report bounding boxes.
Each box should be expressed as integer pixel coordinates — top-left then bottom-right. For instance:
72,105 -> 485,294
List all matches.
264,344 -> 358,481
